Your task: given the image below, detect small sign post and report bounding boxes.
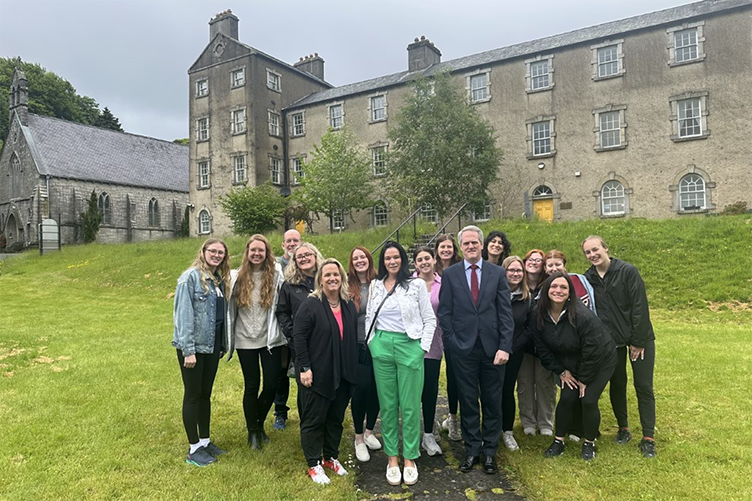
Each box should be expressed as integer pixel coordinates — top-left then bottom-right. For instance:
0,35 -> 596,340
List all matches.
39,218 -> 61,255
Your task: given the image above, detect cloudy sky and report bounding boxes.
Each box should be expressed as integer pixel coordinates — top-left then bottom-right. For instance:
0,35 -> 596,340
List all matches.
0,0 -> 692,141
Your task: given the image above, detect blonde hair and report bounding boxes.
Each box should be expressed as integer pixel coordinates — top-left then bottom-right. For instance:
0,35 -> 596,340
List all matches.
311,258 -> 350,302
502,255 -> 530,301
284,243 -> 324,285
234,234 -> 276,309
581,235 -> 609,252
189,238 -> 231,293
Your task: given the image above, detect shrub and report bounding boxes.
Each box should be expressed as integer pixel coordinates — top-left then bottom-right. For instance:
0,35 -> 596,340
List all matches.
81,190 -> 101,243
721,201 -> 748,216
0,233 -> 6,249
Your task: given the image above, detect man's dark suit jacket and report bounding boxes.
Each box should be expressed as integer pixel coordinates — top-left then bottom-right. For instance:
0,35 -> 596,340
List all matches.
438,260 -> 514,358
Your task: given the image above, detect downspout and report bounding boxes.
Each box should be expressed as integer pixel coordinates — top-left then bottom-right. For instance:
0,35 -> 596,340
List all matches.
281,111 -> 291,230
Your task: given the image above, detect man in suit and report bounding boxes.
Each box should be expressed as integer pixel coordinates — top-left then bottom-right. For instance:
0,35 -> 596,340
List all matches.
438,225 -> 514,474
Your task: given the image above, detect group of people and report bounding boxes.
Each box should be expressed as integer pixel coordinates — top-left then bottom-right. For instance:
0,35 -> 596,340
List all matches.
171,226 -> 657,485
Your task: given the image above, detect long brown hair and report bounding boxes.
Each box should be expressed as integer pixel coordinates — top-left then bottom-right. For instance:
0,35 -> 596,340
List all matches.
189,238 -> 230,293
434,234 -> 462,275
233,234 -> 276,309
502,255 -> 530,301
536,272 -> 577,330
524,248 -> 547,289
347,246 -> 376,311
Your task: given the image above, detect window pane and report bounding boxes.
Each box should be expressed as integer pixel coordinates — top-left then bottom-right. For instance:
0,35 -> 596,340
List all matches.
599,111 -> 621,147
598,46 -> 619,77
531,61 -> 549,90
601,180 -> 625,215
679,174 -> 706,209
532,122 -> 551,155
678,99 -> 701,137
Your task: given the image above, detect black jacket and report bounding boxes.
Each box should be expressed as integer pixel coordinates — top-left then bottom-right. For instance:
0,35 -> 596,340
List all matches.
584,258 -> 655,348
293,296 -> 358,400
532,302 -> 616,385
276,276 -> 315,341
510,290 -> 534,355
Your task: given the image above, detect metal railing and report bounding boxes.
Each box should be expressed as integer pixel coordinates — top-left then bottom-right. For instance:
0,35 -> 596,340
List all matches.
372,206 -> 424,255
426,202 -> 469,246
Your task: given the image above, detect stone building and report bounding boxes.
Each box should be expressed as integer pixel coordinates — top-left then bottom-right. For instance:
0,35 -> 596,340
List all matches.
0,68 -> 189,248
190,0 -> 752,235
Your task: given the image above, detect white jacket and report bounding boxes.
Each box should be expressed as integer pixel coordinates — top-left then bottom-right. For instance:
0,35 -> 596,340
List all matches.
365,278 -> 436,352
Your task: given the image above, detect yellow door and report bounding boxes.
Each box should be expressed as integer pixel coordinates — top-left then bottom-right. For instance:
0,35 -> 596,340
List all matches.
295,220 -> 306,234
533,199 -> 554,222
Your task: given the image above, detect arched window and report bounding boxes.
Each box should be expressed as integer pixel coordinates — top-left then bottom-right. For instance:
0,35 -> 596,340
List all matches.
679,174 -> 706,210
0,213 -> 5,232
98,192 -> 111,224
601,180 -> 625,216
10,154 -> 21,199
198,210 -> 211,234
148,198 -> 160,227
373,201 -> 388,227
533,185 -> 553,197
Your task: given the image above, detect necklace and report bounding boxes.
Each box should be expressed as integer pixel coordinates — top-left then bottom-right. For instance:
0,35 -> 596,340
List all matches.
327,299 -> 340,307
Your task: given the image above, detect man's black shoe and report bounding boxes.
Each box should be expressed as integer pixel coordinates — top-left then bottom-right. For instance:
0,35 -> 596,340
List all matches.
459,455 -> 480,473
482,456 -> 498,474
639,438 -> 656,458
543,439 -> 566,458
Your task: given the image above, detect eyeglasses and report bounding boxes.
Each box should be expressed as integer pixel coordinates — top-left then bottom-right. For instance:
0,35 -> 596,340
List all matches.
526,258 -> 543,264
206,249 -> 225,256
296,252 -> 314,261
507,269 -> 524,275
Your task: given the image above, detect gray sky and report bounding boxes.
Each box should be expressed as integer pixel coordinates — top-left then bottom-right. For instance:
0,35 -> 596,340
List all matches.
0,0 -> 692,141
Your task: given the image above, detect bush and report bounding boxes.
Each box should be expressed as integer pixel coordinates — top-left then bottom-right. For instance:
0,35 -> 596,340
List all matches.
81,190 -> 101,243
0,233 -> 6,249
220,182 -> 288,235
721,201 -> 748,216
6,241 -> 24,253
179,206 -> 190,238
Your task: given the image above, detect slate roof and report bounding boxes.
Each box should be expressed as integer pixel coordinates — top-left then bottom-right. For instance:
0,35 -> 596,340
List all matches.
288,0 -> 752,109
21,114 -> 189,192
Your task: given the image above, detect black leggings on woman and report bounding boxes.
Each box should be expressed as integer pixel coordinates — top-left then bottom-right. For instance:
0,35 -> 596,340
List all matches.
351,351 -> 380,434
237,347 -> 282,433
501,351 -> 525,431
554,360 -> 616,441
610,341 -> 656,438
422,358 -> 442,432
444,349 -> 459,415
177,347 -> 221,444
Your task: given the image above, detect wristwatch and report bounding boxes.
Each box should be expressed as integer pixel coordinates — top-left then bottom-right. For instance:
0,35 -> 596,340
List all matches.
300,366 -> 311,373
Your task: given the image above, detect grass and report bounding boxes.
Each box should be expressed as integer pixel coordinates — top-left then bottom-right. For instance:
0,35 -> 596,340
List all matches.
1,215 -> 750,500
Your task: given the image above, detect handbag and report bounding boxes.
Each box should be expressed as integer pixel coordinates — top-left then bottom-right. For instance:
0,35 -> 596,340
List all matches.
358,282 -> 396,365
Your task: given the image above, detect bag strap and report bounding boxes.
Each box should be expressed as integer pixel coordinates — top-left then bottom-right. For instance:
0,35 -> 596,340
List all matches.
364,282 -> 396,344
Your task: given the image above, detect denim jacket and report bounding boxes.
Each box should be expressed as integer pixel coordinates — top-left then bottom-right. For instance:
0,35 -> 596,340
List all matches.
172,268 -> 228,357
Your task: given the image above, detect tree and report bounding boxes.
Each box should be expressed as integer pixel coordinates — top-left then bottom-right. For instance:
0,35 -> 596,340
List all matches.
95,107 -> 123,132
81,190 -> 101,243
296,126 -> 374,232
220,182 -> 288,235
173,138 -> 189,145
179,206 -> 190,238
387,72 -> 502,219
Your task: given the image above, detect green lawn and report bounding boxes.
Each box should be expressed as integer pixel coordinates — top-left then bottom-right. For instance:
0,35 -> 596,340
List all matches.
1,216 -> 750,500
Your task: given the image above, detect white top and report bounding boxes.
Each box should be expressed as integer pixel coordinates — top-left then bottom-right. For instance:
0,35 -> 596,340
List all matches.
234,271 -> 269,350
376,293 -> 406,333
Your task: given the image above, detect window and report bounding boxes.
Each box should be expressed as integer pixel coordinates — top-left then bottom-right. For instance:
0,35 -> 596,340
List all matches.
598,46 -> 618,77
231,68 -> 245,88
10,154 -> 21,198
525,55 -> 554,92
198,161 -> 210,188
678,99 -> 701,138
148,198 -> 160,227
675,29 -> 698,63
472,201 -> 492,222
601,181 -> 625,216
266,70 -> 281,92
679,174 -> 706,210
270,157 -> 281,185
233,155 -> 247,184
197,118 -> 209,141
196,79 -> 208,97
600,112 -> 621,148
420,204 -> 438,223
593,105 -> 627,151
328,104 -> 343,129
98,192 -> 111,224
532,122 -> 551,156
290,157 -> 304,185
373,201 -> 388,227
470,73 -> 488,102
291,112 -> 305,136
268,111 -> 280,136
670,92 -> 709,142
231,109 -> 246,134
371,145 -> 387,176
667,22 -> 705,66
591,40 -> 625,80
331,210 -> 345,231
198,210 -> 211,234
533,185 -> 553,197
370,95 -> 386,122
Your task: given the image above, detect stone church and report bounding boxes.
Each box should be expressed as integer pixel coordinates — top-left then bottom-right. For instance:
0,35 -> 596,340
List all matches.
0,68 -> 189,249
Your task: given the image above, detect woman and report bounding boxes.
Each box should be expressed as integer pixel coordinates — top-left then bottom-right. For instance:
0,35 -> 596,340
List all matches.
294,258 -> 358,484
227,235 -> 286,450
544,250 -> 596,313
273,242 -> 324,431
582,235 -> 657,458
533,272 -> 617,461
482,230 -> 512,266
433,234 -> 462,441
516,248 -> 555,436
366,241 -> 435,486
500,256 -> 534,451
413,246 -> 444,457
348,246 -> 382,462
172,239 -> 230,467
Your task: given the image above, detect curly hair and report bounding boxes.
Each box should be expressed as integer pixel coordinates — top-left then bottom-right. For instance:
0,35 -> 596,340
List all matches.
233,234 -> 277,310
482,230 -> 512,264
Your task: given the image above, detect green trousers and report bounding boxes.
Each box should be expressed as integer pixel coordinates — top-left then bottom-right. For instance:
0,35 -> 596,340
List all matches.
369,329 -> 425,459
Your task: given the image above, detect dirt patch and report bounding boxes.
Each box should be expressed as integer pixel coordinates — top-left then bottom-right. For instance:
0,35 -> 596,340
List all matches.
706,300 -> 751,312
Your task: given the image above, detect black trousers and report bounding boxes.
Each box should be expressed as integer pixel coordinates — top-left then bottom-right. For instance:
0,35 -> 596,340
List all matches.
610,340 -> 656,438
351,350 -> 380,434
422,358 -> 441,433
177,348 -> 220,444
501,350 -> 525,432
273,345 -> 292,418
555,359 -> 616,441
444,349 -> 459,415
451,339 -> 504,457
237,347 -> 282,433
298,381 -> 351,467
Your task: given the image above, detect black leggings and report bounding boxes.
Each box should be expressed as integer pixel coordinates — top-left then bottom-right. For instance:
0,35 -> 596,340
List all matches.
351,352 -> 380,434
237,347 -> 282,433
501,351 -> 525,432
555,360 -> 616,441
610,341 -> 656,438
274,346 -> 291,418
422,358 -> 442,432
444,349 -> 459,415
177,348 -> 220,444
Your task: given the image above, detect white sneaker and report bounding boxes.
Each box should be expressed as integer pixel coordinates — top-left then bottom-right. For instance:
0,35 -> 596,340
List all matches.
421,433 -> 443,456
386,465 -> 401,486
364,433 -> 382,451
307,464 -> 330,485
442,415 -> 462,441
568,434 -> 581,442
433,418 -> 441,439
355,441 -> 370,462
503,431 -> 519,451
403,465 -> 418,486
323,458 -> 348,476
523,427 -> 536,436
540,429 -> 554,437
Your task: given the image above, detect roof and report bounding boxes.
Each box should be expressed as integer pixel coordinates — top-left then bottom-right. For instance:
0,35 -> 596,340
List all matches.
21,113 -> 188,192
288,0 -> 752,109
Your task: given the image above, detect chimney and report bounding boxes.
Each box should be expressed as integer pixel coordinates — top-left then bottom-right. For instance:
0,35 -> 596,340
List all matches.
293,53 -> 325,81
407,35 -> 441,72
209,9 -> 239,41
9,66 -> 29,126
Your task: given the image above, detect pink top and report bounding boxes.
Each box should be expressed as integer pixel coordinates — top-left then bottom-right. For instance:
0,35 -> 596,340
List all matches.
413,272 -> 444,360
332,307 -> 343,340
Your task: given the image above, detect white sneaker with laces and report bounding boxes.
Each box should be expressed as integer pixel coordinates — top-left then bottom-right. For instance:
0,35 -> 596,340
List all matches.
540,429 -> 554,437
403,465 -> 418,485
355,441 -> 370,462
323,458 -> 348,476
433,418 -> 441,439
503,431 -> 519,451
364,433 -> 382,450
386,465 -> 401,486
568,434 -> 581,442
308,464 -> 330,485
442,415 -> 462,441
523,427 -> 536,436
421,433 -> 443,456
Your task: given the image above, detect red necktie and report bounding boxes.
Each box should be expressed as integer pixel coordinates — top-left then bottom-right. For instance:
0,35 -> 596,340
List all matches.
470,264 -> 479,306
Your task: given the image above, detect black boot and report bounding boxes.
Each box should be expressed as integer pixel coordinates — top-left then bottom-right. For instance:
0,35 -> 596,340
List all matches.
258,427 -> 270,445
248,430 -> 262,450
